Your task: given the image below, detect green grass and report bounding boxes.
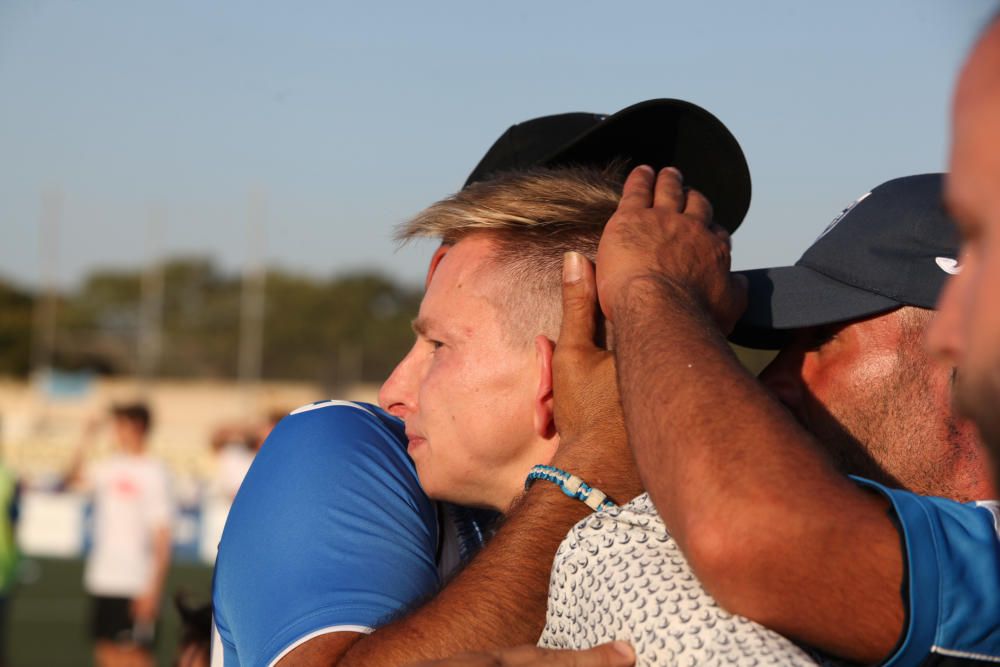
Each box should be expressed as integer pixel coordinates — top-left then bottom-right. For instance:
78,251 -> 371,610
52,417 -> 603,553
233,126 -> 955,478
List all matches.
7,557 -> 213,667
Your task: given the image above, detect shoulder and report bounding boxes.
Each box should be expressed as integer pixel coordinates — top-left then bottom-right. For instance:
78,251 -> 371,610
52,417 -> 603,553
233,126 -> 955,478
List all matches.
213,400 -> 442,666
852,479 -> 1000,666
225,400 -> 427,533
245,400 -> 414,498
263,400 -> 406,459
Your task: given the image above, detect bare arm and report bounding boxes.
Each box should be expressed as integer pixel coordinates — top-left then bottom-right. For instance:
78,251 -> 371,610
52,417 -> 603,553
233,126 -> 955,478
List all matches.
61,416 -> 102,490
595,166 -> 905,663
133,524 -> 171,623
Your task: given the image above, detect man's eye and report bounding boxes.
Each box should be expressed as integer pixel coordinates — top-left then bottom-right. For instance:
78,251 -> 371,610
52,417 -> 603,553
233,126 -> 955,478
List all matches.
429,340 -> 444,351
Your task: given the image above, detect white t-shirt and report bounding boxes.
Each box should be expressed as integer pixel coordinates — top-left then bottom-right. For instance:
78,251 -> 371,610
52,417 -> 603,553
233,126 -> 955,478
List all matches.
538,493 -> 831,667
83,454 -> 173,597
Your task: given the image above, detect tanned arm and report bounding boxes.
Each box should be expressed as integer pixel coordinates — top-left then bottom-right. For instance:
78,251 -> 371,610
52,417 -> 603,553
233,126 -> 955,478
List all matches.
337,485 -> 599,665
595,166 -> 905,663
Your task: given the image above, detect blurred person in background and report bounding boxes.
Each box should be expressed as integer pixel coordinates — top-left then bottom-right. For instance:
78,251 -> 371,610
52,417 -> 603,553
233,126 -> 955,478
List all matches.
209,410 -> 282,501
65,402 -> 173,667
208,424 -> 255,502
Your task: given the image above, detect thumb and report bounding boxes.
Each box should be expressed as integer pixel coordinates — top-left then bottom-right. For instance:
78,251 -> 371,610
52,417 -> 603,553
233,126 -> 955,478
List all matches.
566,642 -> 635,666
558,252 -> 598,349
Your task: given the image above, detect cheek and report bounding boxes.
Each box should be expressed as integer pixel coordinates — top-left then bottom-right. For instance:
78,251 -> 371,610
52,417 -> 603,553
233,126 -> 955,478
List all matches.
801,352 -> 895,411
965,254 -> 1000,364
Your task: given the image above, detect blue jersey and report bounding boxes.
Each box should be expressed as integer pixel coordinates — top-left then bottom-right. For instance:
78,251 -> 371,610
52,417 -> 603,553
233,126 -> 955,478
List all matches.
855,479 -> 1000,666
212,401 -> 490,667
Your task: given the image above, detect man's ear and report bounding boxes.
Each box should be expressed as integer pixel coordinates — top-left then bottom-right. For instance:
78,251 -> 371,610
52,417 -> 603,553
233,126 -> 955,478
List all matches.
533,334 -> 556,440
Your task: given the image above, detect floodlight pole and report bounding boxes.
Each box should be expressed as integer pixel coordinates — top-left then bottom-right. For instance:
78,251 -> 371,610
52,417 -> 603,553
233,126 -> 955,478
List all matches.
31,189 -> 61,378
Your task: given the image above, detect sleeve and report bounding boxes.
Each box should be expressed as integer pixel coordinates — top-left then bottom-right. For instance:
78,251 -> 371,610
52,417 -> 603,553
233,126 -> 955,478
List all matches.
211,402 -> 440,667
852,478 -> 1000,666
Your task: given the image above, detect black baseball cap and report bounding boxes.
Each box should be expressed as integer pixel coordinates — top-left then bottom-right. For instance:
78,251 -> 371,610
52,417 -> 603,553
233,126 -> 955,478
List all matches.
464,99 -> 752,233
731,173 -> 959,349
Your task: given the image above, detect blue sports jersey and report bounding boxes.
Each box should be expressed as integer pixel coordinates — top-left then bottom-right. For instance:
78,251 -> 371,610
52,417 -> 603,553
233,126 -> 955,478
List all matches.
212,401 -> 489,667
855,478 -> 1000,666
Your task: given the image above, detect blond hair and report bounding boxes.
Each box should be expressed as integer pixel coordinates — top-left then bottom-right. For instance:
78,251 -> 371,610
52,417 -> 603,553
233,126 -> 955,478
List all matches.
396,165 -> 624,344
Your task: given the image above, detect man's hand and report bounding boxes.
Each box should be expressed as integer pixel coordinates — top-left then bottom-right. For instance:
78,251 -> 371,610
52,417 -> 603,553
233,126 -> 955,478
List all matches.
545,252 -> 642,504
595,165 -> 746,333
407,642 -> 635,667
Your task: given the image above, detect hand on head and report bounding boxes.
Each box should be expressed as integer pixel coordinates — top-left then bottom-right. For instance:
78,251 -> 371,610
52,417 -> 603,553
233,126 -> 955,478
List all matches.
546,252 -> 642,504
595,166 -> 747,333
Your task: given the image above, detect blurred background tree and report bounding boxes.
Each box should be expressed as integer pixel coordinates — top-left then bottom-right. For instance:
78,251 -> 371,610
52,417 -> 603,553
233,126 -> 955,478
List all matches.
3,257 -> 423,388
0,281 -> 34,377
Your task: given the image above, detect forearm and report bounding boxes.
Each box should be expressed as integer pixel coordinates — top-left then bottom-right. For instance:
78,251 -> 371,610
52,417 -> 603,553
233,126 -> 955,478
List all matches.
148,526 -> 171,600
613,277 -> 903,660
339,485 -> 591,666
614,279 -> 824,536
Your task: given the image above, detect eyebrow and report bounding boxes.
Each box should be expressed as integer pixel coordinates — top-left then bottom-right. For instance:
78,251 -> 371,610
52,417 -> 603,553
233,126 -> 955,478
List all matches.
411,317 -> 430,337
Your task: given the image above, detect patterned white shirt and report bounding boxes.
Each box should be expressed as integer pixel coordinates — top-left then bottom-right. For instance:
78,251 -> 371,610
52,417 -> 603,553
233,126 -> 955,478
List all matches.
539,492 -> 828,667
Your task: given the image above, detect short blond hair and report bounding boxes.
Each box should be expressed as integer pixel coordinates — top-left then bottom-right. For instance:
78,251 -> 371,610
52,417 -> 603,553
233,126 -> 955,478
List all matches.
396,165 -> 624,344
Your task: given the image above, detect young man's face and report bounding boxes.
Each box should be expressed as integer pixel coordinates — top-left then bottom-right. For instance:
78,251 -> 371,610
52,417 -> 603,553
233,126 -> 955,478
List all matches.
112,416 -> 145,450
379,234 -> 555,512
931,23 -> 1000,468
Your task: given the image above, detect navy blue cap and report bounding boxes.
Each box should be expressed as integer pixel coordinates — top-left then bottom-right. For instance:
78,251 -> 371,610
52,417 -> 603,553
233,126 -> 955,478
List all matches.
464,99 -> 752,233
731,173 -> 960,349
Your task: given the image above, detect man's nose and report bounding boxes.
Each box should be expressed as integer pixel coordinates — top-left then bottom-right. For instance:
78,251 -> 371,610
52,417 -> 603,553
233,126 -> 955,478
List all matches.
927,270 -> 966,366
378,348 -> 417,419
758,347 -> 805,411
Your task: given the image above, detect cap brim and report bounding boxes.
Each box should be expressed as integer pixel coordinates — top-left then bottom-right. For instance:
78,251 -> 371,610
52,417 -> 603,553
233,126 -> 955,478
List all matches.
542,99 -> 751,233
730,265 -> 902,349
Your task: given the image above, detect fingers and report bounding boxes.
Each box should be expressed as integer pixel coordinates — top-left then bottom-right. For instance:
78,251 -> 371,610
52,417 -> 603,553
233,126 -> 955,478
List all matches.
559,252 -> 599,349
653,167 -> 685,211
617,166 -> 656,210
684,188 -> 714,227
490,642 -> 635,666
708,223 -> 731,250
533,642 -> 635,666
568,642 -> 635,666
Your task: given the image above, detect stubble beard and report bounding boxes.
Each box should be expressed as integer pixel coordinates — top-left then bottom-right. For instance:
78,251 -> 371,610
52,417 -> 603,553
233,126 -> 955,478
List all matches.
954,371 -> 1000,488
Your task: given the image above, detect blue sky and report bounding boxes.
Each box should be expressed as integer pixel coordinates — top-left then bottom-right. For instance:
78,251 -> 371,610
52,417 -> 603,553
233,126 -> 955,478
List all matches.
0,1 -> 993,289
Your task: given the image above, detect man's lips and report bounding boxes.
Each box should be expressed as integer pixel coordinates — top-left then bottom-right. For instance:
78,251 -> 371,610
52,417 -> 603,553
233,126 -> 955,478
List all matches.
406,433 -> 427,450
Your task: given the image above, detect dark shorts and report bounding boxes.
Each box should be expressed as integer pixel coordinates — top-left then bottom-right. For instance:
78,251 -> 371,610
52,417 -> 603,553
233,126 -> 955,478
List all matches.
89,596 -> 156,648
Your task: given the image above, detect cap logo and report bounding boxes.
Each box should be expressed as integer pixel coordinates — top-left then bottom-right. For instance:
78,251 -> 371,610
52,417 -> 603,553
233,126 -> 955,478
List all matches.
935,257 -> 962,275
816,191 -> 872,242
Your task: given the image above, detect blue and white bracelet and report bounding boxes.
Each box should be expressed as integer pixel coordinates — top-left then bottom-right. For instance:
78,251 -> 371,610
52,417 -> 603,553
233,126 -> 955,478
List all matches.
525,464 -> 617,512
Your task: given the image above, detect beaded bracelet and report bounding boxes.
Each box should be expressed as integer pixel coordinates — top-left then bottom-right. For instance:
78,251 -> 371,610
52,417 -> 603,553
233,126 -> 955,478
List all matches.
524,464 -> 617,512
